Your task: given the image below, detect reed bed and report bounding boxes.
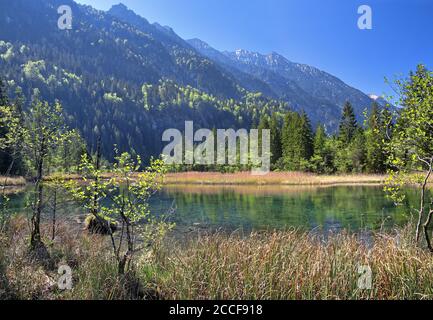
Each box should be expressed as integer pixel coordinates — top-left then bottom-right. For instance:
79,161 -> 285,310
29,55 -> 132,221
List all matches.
165,172 -> 387,186
0,216 -> 129,300
0,176 -> 26,187
2,217 -> 433,300
149,227 -> 433,300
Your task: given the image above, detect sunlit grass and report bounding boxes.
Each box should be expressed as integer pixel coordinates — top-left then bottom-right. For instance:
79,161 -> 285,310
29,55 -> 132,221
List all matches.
165,172 -> 387,186
2,217 -> 433,300
0,176 -> 26,187
149,227 -> 433,300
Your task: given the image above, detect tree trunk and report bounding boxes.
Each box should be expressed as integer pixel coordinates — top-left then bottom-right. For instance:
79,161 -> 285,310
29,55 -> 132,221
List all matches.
424,209 -> 433,252
118,255 -> 128,275
118,219 -> 133,275
30,157 -> 44,250
416,161 -> 433,244
51,189 -> 57,241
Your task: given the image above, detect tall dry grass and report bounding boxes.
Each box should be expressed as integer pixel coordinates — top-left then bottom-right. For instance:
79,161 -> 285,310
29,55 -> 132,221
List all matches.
165,172 -> 387,186
0,176 -> 26,187
149,227 -> 433,300
0,216 -> 145,300
2,216 -> 433,300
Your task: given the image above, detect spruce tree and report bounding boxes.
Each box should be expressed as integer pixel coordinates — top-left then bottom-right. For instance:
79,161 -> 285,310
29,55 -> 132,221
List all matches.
257,114 -> 270,149
350,128 -> 366,173
314,124 -> 327,157
310,124 -> 335,174
365,102 -> 386,173
282,111 -> 314,171
299,112 -> 314,161
282,112 -> 300,170
338,102 -> 358,145
269,113 -> 282,165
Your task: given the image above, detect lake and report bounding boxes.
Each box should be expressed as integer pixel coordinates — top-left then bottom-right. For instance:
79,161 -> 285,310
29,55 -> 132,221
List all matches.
5,184 -> 418,233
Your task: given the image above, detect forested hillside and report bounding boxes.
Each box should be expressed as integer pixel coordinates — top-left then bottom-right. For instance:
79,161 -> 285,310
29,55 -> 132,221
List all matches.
0,0 -> 374,160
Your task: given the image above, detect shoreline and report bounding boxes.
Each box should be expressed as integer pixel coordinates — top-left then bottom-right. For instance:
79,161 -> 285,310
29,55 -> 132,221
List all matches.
164,172 -> 388,186
3,217 -> 431,300
1,172 -> 388,187
0,176 -> 27,188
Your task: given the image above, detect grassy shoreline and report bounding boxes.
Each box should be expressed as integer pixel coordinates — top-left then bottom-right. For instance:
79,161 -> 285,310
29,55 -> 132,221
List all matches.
154,226 -> 433,300
0,176 -> 26,187
164,172 -> 388,186
2,217 -> 433,300
1,172 -> 388,187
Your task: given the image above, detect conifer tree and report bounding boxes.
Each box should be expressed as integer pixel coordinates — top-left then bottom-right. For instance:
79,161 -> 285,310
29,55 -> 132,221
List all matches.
282,112 -> 300,170
281,111 -> 314,170
350,128 -> 366,173
338,102 -> 358,145
269,113 -> 282,165
299,112 -> 314,161
365,102 -> 386,173
257,114 -> 270,150
314,124 -> 327,157
0,79 -> 7,105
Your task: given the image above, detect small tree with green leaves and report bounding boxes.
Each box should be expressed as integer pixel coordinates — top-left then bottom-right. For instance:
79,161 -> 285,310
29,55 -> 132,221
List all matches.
65,142 -> 114,242
68,151 -> 173,275
48,129 -> 87,174
0,84 -> 25,232
0,87 -> 25,179
23,92 -> 66,251
106,153 -> 173,275
385,65 -> 433,249
365,102 -> 389,173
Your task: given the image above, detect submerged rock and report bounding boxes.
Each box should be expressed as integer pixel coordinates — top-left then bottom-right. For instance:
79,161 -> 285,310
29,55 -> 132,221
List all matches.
84,215 -> 117,235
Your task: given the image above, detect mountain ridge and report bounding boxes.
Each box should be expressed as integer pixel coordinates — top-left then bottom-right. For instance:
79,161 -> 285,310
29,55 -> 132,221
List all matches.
187,38 -> 374,128
0,0 -> 378,160
106,2 -> 375,126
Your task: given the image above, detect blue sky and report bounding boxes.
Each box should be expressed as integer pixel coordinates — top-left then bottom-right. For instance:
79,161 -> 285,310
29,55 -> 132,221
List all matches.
75,0 -> 433,96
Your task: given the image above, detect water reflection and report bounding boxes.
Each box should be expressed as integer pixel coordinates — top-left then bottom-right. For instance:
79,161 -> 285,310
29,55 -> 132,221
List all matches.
150,185 -> 417,232
5,184 -> 417,233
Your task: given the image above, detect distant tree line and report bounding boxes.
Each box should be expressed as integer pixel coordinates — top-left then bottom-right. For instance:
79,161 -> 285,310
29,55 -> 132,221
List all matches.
169,99 -> 393,175
256,99 -> 393,174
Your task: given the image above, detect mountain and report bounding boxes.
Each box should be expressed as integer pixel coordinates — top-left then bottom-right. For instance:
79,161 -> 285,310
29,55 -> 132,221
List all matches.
108,4 -> 191,53
369,94 -> 391,108
187,38 -> 277,99
0,0 -> 266,159
188,39 -> 375,130
105,3 -> 245,99
0,0 -> 375,160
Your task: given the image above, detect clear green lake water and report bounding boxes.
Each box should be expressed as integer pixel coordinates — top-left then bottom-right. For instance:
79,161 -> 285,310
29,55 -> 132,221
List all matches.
5,185 -> 419,233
